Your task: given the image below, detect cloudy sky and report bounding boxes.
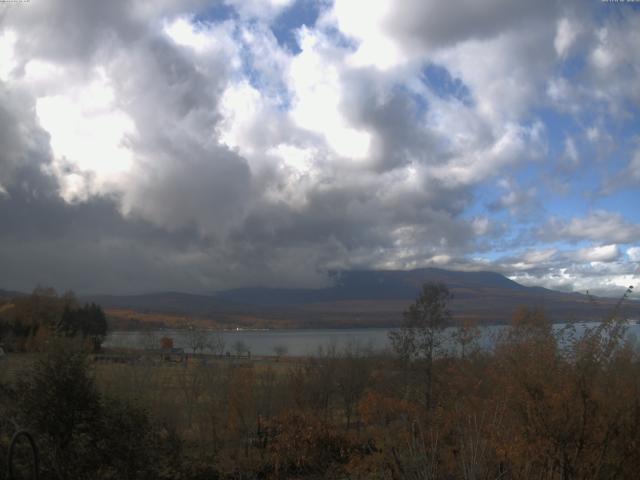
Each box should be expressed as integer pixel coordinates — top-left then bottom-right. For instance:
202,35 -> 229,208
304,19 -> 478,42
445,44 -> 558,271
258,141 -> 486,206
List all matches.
0,0 -> 639,295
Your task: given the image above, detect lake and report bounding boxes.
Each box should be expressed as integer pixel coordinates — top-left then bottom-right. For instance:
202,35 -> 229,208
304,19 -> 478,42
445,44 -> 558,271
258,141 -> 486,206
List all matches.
103,321 -> 640,357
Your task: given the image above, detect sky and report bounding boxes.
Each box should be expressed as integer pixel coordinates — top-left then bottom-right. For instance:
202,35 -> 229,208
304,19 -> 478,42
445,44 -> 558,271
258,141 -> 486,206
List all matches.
0,0 -> 639,296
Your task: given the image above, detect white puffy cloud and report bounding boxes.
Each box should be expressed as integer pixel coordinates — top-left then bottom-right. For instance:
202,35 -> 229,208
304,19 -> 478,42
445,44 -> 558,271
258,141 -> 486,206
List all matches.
0,0 -> 638,295
588,17 -> 640,108
488,178 -> 540,218
35,69 -> 136,201
543,211 -> 640,244
0,29 -> 17,81
502,245 -> 636,296
563,136 -> 579,166
628,247 -> 640,262
545,12 -> 640,117
574,244 -> 620,263
225,0 -> 295,20
555,17 -> 581,58
627,150 -> 640,180
287,28 -> 372,159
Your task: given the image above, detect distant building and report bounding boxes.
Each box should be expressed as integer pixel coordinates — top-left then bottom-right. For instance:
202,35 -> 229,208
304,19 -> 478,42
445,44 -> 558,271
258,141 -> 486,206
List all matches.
160,347 -> 185,362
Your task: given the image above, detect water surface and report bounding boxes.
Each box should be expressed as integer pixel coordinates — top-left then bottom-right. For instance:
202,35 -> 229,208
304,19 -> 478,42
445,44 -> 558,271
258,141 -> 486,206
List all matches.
104,321 -> 640,357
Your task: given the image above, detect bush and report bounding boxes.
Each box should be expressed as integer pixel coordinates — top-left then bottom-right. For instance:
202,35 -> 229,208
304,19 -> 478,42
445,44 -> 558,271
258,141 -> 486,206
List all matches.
15,343 -> 173,479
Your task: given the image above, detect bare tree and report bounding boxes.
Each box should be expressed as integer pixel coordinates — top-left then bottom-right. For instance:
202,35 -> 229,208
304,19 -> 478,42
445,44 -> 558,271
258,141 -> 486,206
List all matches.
140,329 -> 159,351
183,321 -> 206,355
206,328 -> 226,357
335,340 -> 372,429
233,339 -> 248,357
273,344 -> 288,361
389,283 -> 453,410
176,362 -> 206,428
304,343 -> 338,422
451,319 -> 481,359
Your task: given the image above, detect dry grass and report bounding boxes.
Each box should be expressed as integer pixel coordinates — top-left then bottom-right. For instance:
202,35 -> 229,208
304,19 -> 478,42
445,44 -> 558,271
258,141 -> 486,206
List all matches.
0,353 -> 39,383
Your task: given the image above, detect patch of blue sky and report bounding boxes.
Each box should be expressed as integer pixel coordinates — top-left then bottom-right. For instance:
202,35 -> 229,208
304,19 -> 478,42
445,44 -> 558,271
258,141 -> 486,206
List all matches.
271,0 -> 323,53
566,169 -> 603,203
531,107 -> 579,151
490,226 -> 541,254
512,164 -> 547,191
541,105 -> 640,188
597,1 -> 640,23
611,107 -> 640,139
230,24 -> 293,110
596,191 -> 640,224
534,152 -> 639,226
463,183 -> 502,216
460,186 -> 527,254
322,25 -> 359,50
539,194 -> 589,222
389,83 -> 429,119
556,54 -> 587,79
192,2 -> 237,24
473,249 -> 505,262
420,63 -> 473,107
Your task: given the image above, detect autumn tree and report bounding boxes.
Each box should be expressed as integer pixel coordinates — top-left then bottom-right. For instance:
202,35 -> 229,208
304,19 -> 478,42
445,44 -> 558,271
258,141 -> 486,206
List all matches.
389,282 -> 452,409
181,320 -> 226,356
208,328 -> 226,356
14,342 -> 163,479
4,288 -> 79,351
304,344 -> 339,422
335,341 -> 372,429
176,362 -> 206,428
227,366 -> 257,457
451,318 -> 481,358
58,303 -> 108,352
160,336 -> 174,350
233,339 -> 248,357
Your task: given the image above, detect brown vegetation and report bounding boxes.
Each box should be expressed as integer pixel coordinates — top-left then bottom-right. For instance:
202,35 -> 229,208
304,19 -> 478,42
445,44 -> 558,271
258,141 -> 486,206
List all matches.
1,285 -> 639,479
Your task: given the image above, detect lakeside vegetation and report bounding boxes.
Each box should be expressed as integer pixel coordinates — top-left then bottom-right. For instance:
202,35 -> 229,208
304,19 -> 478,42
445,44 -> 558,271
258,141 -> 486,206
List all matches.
1,285 -> 639,479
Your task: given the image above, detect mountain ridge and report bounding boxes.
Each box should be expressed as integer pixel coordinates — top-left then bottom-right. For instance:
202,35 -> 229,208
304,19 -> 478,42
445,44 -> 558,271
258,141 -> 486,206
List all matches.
4,268 -> 637,328
211,268 -> 539,306
79,268 -> 638,327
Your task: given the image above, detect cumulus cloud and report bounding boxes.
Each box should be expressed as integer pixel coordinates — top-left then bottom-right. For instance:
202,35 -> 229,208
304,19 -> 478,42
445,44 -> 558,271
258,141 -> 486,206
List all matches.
574,244 -> 620,263
628,247 -> 640,262
542,211 -> 640,244
626,150 -> 640,180
225,0 -> 295,20
330,0 -> 558,68
502,246 -> 635,296
545,12 -> 640,118
488,178 -> 540,219
0,0 -> 638,295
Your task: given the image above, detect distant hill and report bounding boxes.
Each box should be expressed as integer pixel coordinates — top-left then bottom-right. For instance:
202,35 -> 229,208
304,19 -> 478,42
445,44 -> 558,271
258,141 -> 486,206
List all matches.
81,291 -> 230,317
73,268 -> 640,328
0,289 -> 25,299
212,268 -> 538,306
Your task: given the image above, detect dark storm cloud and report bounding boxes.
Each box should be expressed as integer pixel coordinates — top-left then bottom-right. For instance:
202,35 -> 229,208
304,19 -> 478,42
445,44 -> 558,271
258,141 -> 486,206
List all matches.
3,0 -> 139,66
0,0 -> 543,293
0,85 -> 51,191
0,84 -> 221,293
0,1 -> 253,293
381,0 -> 560,51
2,0 -> 216,65
103,34 -> 254,235
340,68 -> 441,172
0,0 -> 637,295
227,173 -> 477,278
